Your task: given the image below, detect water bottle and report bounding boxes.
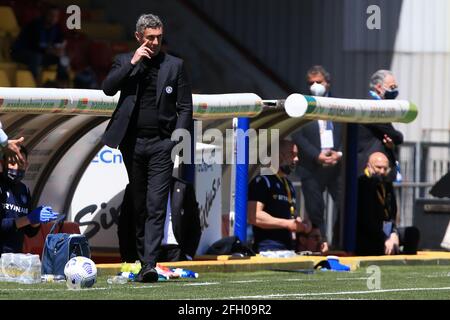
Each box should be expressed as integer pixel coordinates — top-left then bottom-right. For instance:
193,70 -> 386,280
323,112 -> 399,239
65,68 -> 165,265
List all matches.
41,274 -> 66,283
172,268 -> 198,279
1,253 -> 41,284
27,255 -> 41,284
107,275 -> 128,284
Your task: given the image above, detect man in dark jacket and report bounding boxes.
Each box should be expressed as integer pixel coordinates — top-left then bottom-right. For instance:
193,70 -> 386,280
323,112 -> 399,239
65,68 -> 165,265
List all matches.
356,152 -> 419,255
358,70 -> 404,182
102,14 -> 193,282
291,66 -> 342,252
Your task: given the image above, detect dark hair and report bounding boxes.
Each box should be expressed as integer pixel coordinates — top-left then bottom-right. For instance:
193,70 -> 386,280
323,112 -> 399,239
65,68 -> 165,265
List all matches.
306,65 -> 331,83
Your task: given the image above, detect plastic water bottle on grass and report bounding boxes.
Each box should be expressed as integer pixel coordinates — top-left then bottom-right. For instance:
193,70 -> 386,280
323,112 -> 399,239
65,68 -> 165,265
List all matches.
107,275 -> 128,284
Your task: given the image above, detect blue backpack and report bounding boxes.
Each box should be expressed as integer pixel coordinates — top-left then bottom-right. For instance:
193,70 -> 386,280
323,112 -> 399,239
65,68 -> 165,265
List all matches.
41,216 -> 91,276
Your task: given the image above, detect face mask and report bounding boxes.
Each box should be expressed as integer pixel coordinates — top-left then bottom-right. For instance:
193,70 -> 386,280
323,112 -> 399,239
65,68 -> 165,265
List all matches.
7,169 -> 25,184
279,164 -> 294,175
370,173 -> 388,183
310,82 -> 326,97
383,88 -> 399,100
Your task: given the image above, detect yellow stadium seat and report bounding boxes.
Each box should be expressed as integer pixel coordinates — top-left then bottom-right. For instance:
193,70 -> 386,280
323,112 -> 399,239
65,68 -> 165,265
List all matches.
0,6 -> 20,38
0,70 -> 11,86
16,69 -> 36,87
0,62 -> 18,85
41,69 -> 57,84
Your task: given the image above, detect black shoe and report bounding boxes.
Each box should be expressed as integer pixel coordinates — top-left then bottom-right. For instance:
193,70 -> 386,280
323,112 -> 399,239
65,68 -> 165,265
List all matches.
136,264 -> 159,283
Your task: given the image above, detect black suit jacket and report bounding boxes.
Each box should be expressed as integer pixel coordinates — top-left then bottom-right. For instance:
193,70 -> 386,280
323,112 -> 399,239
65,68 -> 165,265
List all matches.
357,123 -> 403,177
356,174 -> 398,255
101,52 -> 193,148
291,120 -> 343,179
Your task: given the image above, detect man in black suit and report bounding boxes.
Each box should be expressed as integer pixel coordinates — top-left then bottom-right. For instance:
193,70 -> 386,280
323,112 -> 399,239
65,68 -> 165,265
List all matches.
356,152 -> 419,255
102,14 -> 193,282
291,66 -> 343,253
357,70 -> 403,182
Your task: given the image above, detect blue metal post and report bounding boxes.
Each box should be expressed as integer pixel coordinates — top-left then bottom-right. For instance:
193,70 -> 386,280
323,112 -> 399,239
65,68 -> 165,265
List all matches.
235,117 -> 249,243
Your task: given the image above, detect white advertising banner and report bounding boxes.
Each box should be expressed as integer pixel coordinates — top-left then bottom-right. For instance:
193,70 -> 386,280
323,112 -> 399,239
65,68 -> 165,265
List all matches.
195,161 -> 222,255
69,146 -> 128,249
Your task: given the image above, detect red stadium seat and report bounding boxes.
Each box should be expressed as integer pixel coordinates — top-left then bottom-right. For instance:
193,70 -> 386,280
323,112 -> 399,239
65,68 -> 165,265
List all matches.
65,32 -> 90,72
88,39 -> 113,82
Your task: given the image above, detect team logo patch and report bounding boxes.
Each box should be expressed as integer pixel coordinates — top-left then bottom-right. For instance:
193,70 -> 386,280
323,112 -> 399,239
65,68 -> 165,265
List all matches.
165,86 -> 173,94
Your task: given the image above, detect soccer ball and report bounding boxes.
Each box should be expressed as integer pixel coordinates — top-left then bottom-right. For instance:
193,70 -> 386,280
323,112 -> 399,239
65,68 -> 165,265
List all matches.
64,256 -> 97,290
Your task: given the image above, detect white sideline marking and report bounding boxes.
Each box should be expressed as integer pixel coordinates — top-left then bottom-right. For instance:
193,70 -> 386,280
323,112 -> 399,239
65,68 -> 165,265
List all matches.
230,280 -> 266,284
336,277 -> 369,280
0,285 -> 159,292
220,286 -> 450,299
183,282 -> 219,286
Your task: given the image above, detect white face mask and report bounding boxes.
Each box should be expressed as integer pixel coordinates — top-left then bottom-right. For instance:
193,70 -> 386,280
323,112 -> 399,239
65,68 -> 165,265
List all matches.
310,82 -> 326,96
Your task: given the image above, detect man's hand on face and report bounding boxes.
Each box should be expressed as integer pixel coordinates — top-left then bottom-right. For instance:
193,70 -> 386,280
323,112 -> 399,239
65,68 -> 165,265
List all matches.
131,39 -> 153,65
5,137 -> 25,166
383,134 -> 395,149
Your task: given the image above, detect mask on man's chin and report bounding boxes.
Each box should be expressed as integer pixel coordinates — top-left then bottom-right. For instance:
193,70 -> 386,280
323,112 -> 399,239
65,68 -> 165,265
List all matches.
279,165 -> 294,176
371,173 -> 389,183
7,169 -> 25,184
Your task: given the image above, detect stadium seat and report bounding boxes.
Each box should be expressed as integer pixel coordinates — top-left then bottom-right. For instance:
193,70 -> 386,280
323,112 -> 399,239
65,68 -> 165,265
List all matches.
0,62 -> 18,85
23,221 -> 81,258
89,40 -> 113,82
65,32 -> 90,72
15,69 -> 36,87
0,6 -> 20,37
82,22 -> 125,40
0,69 -> 11,86
41,69 -> 57,84
111,41 -> 130,56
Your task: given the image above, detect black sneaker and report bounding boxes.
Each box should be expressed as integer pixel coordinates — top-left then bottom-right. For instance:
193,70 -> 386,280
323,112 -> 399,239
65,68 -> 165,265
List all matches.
136,264 -> 159,283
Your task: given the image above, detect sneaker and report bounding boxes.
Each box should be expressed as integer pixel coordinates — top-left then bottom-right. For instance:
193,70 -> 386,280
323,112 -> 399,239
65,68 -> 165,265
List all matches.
136,264 -> 159,283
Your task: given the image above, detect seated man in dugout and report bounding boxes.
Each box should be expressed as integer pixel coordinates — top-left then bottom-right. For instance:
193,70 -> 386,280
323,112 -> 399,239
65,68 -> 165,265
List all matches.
356,152 -> 420,256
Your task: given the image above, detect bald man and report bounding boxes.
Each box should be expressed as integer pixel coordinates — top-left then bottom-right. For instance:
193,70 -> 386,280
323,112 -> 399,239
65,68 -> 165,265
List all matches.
248,140 -> 311,252
356,152 -> 419,255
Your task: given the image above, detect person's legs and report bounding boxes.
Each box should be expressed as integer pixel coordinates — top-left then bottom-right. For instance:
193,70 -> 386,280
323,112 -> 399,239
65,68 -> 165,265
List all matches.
398,227 -> 420,254
301,177 -> 326,235
158,245 -> 184,262
326,172 -> 342,248
143,137 -> 174,268
117,183 -> 139,262
124,138 -> 151,264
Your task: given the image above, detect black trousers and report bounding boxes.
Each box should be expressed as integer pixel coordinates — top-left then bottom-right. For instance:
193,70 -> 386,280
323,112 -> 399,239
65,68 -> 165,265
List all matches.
301,170 -> 341,240
356,226 -> 420,256
121,136 -> 174,267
